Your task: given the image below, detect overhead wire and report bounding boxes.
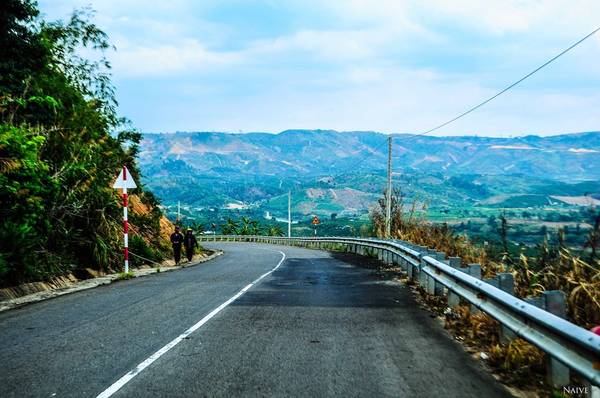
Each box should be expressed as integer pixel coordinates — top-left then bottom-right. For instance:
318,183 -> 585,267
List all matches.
413,25 -> 600,138
349,25 -> 600,170
270,26 -> 600,223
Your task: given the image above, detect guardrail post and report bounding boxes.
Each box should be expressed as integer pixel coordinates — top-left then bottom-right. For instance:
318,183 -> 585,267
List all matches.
446,257 -> 462,307
524,293 -> 570,388
426,253 -> 438,294
417,255 -> 426,287
497,273 -> 517,342
447,289 -> 460,307
403,254 -> 411,272
406,253 -> 414,278
431,253 -> 445,296
392,252 -> 401,269
448,257 -> 461,268
484,276 -> 499,288
467,264 -> 481,279
542,291 -> 570,388
420,249 -> 435,289
411,246 -> 426,281
466,264 -> 482,314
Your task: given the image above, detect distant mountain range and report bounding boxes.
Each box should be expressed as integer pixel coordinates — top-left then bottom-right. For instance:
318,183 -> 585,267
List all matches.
138,130 -> 600,215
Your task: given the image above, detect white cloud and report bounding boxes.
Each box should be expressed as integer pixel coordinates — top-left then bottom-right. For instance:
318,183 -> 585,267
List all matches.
111,39 -> 241,77
326,0 -> 600,37
37,0 -> 600,135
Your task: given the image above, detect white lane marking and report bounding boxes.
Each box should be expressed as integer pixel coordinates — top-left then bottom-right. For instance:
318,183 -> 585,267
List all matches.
97,249 -> 286,398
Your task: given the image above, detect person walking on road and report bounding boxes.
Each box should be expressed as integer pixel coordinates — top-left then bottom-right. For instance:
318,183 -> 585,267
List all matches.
183,228 -> 199,263
170,226 -> 184,265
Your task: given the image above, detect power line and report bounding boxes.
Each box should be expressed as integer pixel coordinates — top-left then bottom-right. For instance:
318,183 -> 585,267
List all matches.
352,138 -> 389,169
350,25 -> 600,168
416,25 -> 600,137
292,26 -> 600,210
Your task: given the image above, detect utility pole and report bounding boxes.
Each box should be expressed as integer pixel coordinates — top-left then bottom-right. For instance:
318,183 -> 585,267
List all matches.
288,190 -> 292,238
177,201 -> 181,224
385,136 -> 392,238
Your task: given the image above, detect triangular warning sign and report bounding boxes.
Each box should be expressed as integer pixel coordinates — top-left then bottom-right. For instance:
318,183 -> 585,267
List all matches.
112,166 -> 137,189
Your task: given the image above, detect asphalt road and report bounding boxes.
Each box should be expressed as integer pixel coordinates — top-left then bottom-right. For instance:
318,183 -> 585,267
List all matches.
0,243 -> 512,398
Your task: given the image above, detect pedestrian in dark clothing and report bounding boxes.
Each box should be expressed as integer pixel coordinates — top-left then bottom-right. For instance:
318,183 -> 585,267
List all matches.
183,228 -> 199,262
170,226 -> 184,265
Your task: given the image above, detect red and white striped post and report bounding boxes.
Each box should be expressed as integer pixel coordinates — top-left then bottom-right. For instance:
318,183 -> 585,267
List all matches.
122,166 -> 129,273
113,165 -> 137,273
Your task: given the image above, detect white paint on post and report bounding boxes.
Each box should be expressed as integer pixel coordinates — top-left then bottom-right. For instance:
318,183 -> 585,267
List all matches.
113,165 -> 137,274
96,249 -> 286,398
123,186 -> 128,273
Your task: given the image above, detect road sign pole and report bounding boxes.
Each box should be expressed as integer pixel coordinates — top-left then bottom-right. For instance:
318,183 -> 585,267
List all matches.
122,166 -> 129,273
113,165 -> 137,274
311,215 -> 320,237
123,184 -> 129,273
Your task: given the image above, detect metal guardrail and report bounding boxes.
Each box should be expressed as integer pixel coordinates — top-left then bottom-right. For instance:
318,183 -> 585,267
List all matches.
199,235 -> 600,386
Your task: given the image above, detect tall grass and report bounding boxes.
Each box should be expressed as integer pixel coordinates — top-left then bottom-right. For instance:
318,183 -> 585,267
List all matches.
371,188 -> 600,329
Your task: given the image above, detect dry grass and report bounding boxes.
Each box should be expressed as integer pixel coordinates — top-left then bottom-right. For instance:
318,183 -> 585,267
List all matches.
371,190 -> 600,329
443,305 -> 546,388
488,340 -> 546,384
515,251 -> 600,329
370,190 -> 599,393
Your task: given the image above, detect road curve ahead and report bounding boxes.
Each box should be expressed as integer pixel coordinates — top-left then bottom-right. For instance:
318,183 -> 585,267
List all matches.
0,243 -> 511,398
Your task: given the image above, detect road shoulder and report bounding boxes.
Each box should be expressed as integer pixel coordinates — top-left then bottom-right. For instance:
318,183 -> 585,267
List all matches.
0,250 -> 223,313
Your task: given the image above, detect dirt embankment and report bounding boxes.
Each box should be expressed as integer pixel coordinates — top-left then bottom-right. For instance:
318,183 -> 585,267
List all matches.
0,195 -> 178,302
128,194 -> 175,245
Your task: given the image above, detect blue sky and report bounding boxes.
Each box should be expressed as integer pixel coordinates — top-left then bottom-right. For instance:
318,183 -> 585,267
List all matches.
39,0 -> 600,136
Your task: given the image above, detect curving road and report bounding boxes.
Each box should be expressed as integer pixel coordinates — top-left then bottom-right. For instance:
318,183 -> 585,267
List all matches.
0,243 -> 511,398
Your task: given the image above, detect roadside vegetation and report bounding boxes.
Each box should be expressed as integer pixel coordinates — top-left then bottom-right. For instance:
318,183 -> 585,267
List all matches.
0,1 -> 169,287
219,217 -> 285,236
371,188 -> 599,328
370,188 -> 599,391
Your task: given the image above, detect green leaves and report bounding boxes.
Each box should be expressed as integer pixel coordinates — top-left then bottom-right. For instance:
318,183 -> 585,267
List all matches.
0,2 -> 167,286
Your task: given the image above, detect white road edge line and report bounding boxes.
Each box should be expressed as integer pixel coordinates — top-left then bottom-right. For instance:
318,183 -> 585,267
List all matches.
96,249 -> 286,398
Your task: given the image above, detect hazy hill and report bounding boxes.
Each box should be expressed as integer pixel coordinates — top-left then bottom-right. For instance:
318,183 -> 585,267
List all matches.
138,130 -> 600,214
140,130 -> 600,179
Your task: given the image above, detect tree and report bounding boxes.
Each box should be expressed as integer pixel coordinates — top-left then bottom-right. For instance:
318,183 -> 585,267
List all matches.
266,225 -> 284,237
0,0 -> 49,98
238,216 -> 252,235
370,187 -> 412,237
0,2 -> 164,285
221,218 -> 239,235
